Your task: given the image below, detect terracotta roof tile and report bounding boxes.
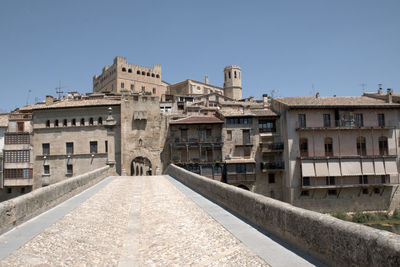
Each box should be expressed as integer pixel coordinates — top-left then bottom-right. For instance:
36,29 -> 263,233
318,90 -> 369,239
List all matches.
21,98 -> 121,111
275,96 -> 400,107
170,115 -> 224,125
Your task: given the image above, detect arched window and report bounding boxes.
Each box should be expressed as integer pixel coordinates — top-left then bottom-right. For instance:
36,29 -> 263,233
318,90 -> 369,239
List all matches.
122,67 -> 126,72
151,73 -> 155,77
142,71 -> 145,75
152,88 -> 156,94
81,118 -> 85,126
225,73 -> 227,81
156,74 -> 160,78
357,136 -> 366,156
72,118 -> 76,126
147,72 -> 150,76
63,119 -> 67,127
324,137 -> 333,156
54,120 -> 59,127
128,69 -> 132,73
137,70 -> 140,75
234,71 -> 237,78
46,120 -> 50,127
228,72 -> 231,79
299,138 -> 308,157
98,117 -> 103,125
379,136 -> 388,155
89,118 -> 94,125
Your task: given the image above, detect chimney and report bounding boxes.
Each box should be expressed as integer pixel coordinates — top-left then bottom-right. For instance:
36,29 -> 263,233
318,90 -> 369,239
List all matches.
387,88 -> 393,103
45,95 -> 54,105
378,84 -> 383,94
316,92 -> 320,98
205,75 -> 209,85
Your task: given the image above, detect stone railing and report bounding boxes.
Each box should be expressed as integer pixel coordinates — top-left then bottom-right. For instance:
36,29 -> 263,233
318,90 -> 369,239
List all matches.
0,166 -> 110,235
165,164 -> 400,267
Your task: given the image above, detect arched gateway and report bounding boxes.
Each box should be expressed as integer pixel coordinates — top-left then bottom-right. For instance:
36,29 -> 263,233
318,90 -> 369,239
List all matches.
131,157 -> 152,176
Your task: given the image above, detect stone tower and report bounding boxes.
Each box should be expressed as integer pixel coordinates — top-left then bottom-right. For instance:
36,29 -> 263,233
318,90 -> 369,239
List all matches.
223,65 -> 242,100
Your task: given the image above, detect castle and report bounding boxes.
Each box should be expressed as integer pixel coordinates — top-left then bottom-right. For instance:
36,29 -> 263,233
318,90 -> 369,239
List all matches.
1,57 -> 399,212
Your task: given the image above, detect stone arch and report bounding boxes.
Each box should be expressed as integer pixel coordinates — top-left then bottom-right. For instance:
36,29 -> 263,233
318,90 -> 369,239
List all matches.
237,184 -> 250,191
131,156 -> 152,176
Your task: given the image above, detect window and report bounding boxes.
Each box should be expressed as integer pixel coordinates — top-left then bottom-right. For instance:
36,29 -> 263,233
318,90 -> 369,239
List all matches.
130,84 -> 134,90
156,74 -> 160,78
54,120 -> 59,127
105,140 -> 108,153
180,129 -> 188,141
66,142 -> 74,154
236,164 -> 246,173
121,82 -> 124,89
299,138 -> 308,157
323,114 -> 331,127
227,130 -> 232,141
137,70 -> 140,75
72,119 -> 76,126
128,68 -> 132,73
298,114 -> 306,128
152,73 -> 155,77
377,114 -> 385,127
5,134 -> 30,145
43,165 -> 50,174
141,86 -> 145,92
81,118 -> 85,126
355,113 -> 364,127
206,129 -> 212,138
67,164 -> 73,174
4,169 -> 32,179
359,175 -> 368,184
302,177 -> 310,186
226,117 -> 253,125
63,119 -> 67,127
234,71 -> 237,78
153,88 -> 156,94
4,150 -> 30,163
268,173 -> 275,184
379,136 -> 388,155
301,190 -> 309,196
242,129 -> 250,145
244,147 -> 251,158
328,189 -> 337,195
228,72 -> 231,79
90,141 -> 98,153
147,72 -> 150,76
46,120 -> 50,127
362,188 -> 369,195
357,136 -> 367,156
259,119 -> 275,133
324,137 -> 333,156
7,188 -> 12,194
326,176 -> 335,185
21,187 -> 25,194
142,71 -> 145,75
42,143 -> 50,155
374,188 -> 380,194
89,118 -> 94,125
17,122 -> 24,132
381,175 -> 387,184
98,117 -> 103,125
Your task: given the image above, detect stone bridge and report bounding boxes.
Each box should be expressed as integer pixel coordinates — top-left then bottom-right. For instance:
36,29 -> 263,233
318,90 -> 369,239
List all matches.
0,166 -> 399,266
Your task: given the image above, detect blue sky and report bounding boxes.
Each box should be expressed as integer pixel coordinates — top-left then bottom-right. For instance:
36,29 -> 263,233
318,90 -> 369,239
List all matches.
0,0 -> 399,111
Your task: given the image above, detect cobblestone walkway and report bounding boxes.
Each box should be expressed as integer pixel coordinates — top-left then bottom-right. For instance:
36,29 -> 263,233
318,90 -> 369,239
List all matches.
0,176 -> 268,266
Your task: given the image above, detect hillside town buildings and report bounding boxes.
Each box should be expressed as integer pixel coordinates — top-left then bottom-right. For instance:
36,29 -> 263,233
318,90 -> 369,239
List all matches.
1,57 -> 399,212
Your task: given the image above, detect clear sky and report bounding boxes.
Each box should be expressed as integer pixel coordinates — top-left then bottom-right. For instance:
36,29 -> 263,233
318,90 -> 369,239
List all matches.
0,0 -> 399,111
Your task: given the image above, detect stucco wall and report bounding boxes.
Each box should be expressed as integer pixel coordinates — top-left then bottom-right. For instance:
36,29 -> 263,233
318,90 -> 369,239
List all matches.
165,164 -> 400,267
0,166 -> 109,235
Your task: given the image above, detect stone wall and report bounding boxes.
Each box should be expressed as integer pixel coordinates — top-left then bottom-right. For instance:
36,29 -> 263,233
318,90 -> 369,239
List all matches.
0,166 -> 109,235
165,164 -> 400,267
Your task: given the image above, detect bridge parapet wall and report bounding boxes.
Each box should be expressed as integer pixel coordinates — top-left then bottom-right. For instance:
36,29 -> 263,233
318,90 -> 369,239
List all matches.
0,166 -> 110,235
165,164 -> 400,267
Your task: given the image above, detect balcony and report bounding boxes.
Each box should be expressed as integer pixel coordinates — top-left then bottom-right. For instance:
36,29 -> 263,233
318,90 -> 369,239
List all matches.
3,178 -> 34,186
301,176 -> 396,190
296,120 -> 397,131
260,142 -> 284,153
172,137 -> 222,148
260,161 -> 285,171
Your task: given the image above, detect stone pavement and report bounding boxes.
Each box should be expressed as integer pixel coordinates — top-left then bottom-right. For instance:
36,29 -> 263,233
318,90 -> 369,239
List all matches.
0,176 -> 270,266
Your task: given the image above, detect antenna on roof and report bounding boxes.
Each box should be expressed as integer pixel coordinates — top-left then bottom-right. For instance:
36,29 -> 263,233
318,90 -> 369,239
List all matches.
26,89 -> 32,106
360,83 -> 367,93
55,80 -> 67,98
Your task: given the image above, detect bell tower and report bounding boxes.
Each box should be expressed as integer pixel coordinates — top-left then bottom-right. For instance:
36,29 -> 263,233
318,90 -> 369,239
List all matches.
223,65 -> 242,100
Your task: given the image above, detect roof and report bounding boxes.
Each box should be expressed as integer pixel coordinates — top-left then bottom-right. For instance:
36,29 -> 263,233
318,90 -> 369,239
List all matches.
0,114 -> 8,127
218,109 -> 255,117
20,98 -> 121,111
170,115 -> 224,125
274,96 -> 400,108
169,79 -> 224,90
250,109 -> 278,117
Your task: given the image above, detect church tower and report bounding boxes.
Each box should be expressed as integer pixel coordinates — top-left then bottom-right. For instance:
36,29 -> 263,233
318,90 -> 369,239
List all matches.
223,65 -> 242,100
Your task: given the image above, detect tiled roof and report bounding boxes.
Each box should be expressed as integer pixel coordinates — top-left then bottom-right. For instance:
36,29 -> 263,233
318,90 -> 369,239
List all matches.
0,114 -> 8,127
218,110 -> 255,117
170,115 -> 224,125
20,98 -> 121,111
275,96 -> 400,108
250,109 -> 278,117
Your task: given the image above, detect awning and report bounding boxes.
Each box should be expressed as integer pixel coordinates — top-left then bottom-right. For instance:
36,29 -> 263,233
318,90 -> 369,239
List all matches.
384,158 -> 398,175
341,159 -> 362,176
328,159 -> 341,176
361,158 -> 375,175
301,160 -> 315,177
315,160 -> 329,177
374,159 -> 386,175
